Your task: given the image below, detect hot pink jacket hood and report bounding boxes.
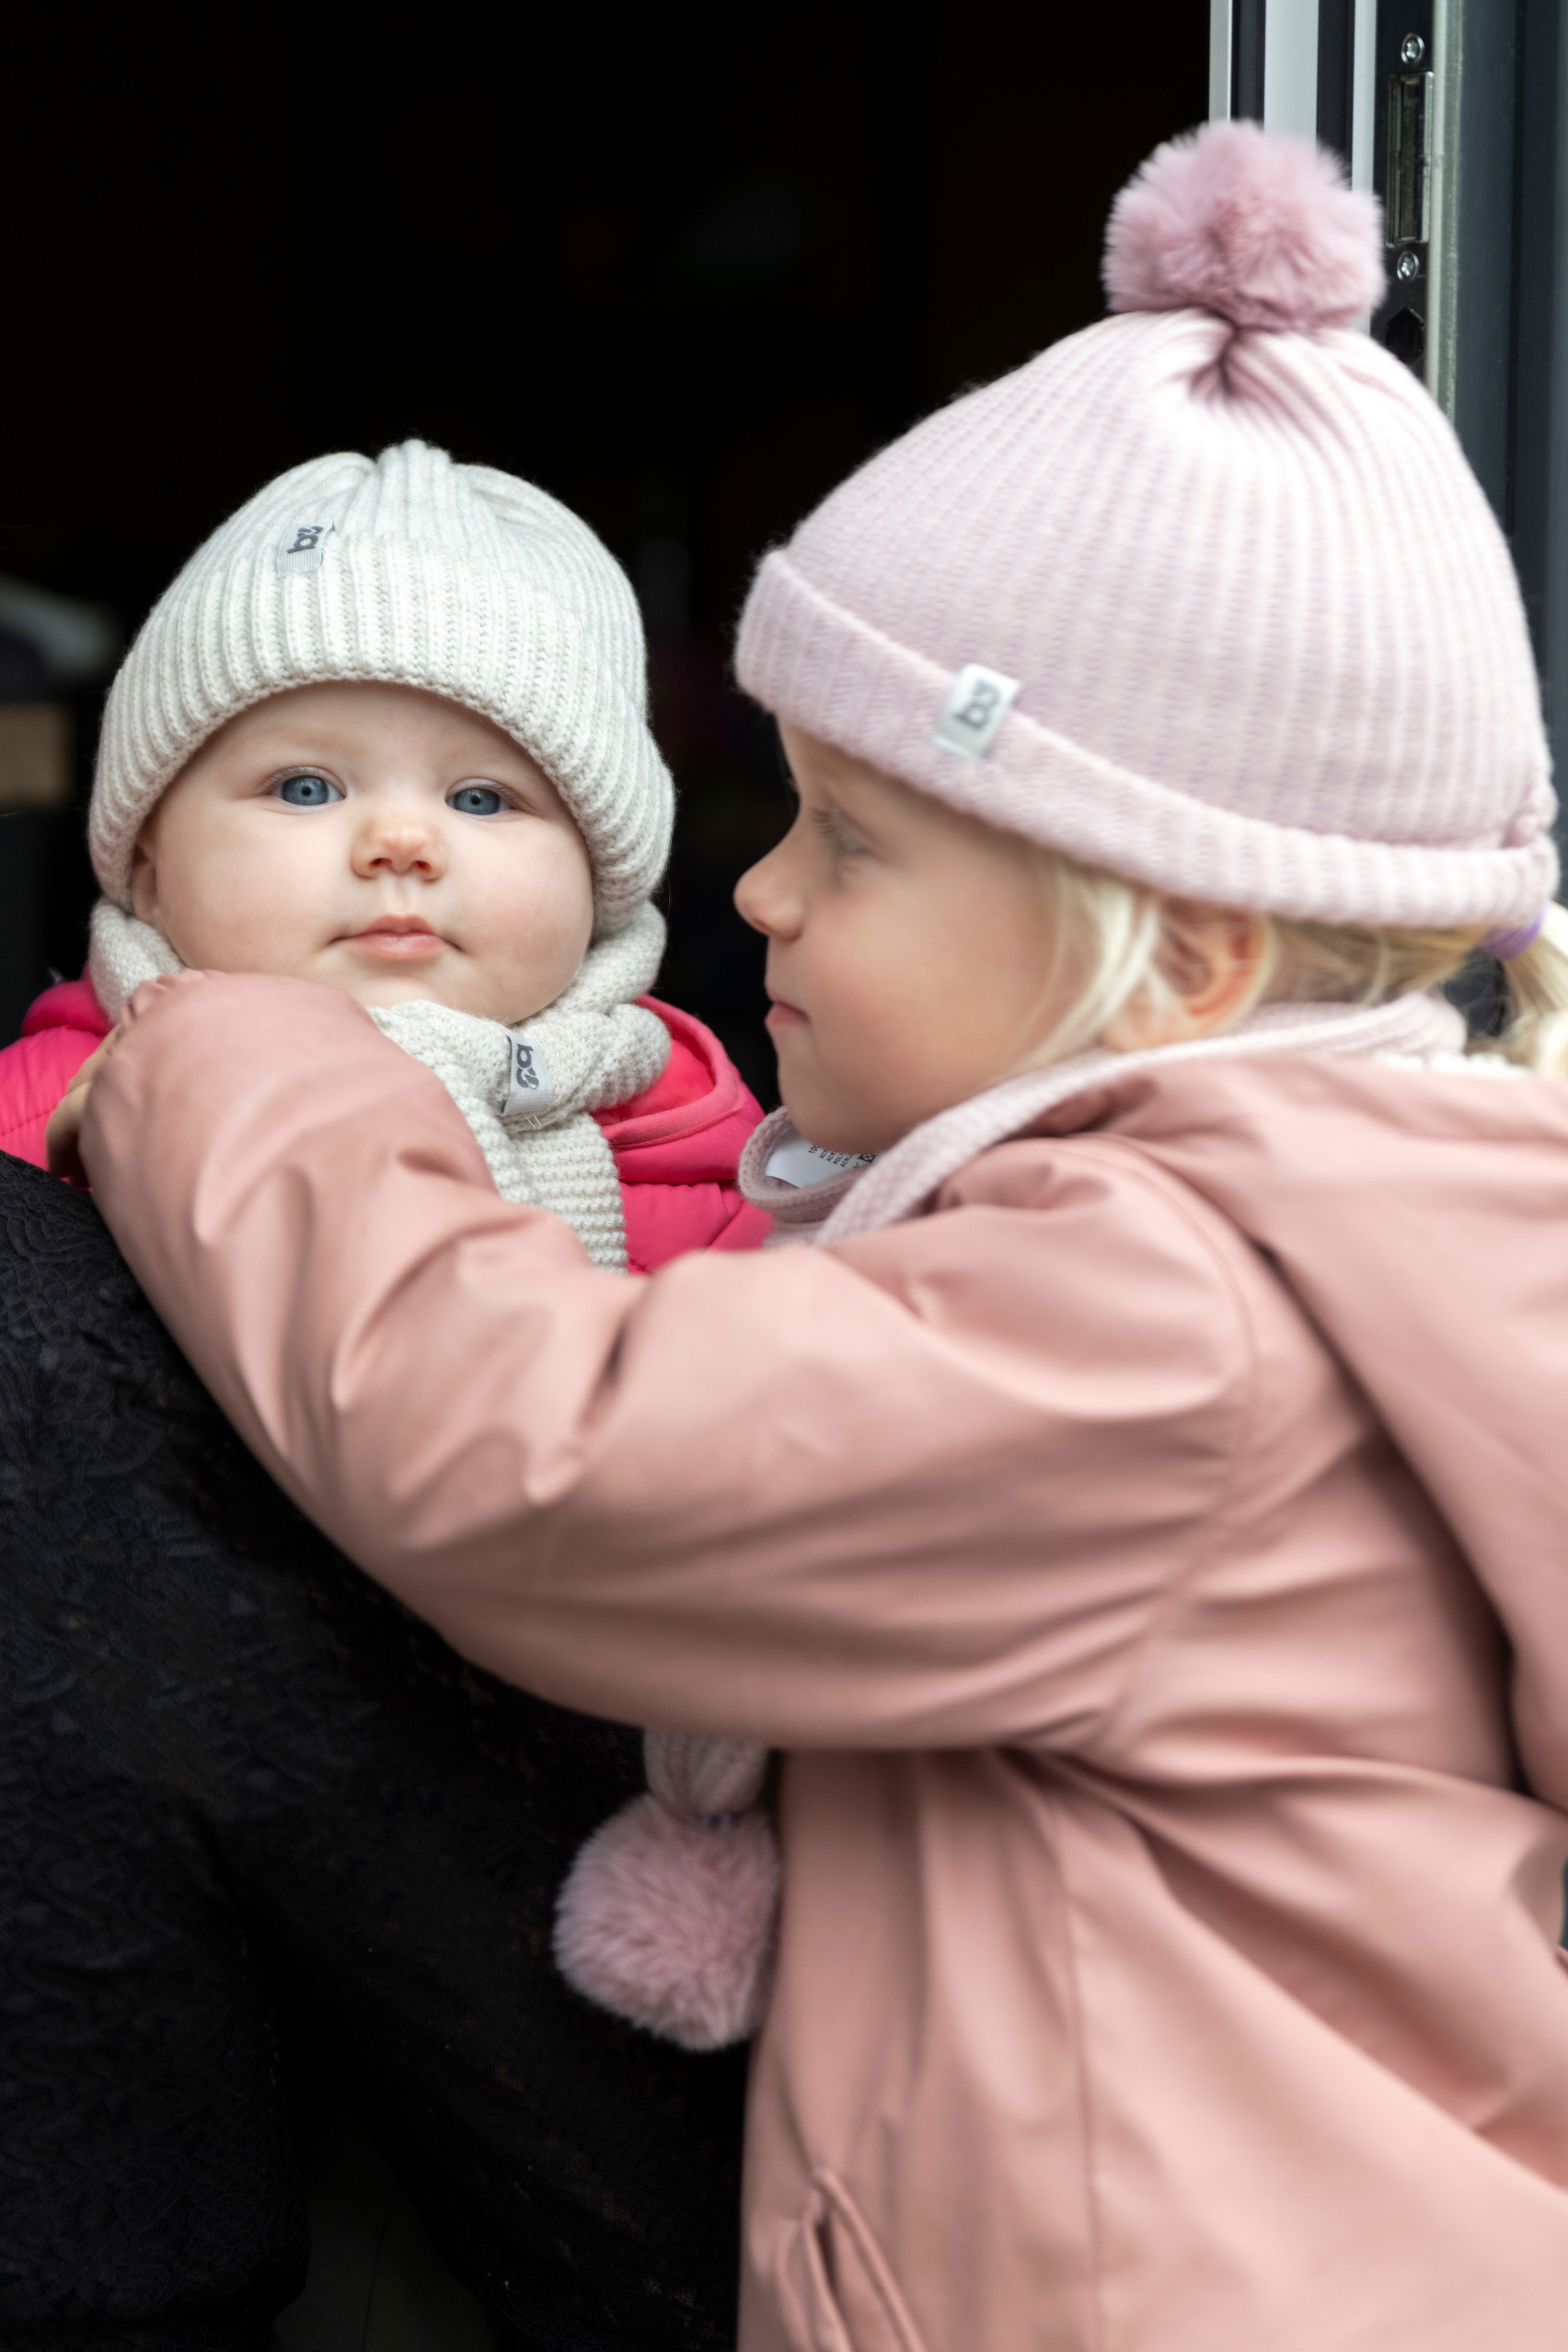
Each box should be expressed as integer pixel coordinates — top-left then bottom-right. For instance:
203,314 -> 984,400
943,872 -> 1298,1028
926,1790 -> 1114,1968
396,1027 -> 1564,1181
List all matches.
0,978 -> 768,1270
84,974 -> 1568,2352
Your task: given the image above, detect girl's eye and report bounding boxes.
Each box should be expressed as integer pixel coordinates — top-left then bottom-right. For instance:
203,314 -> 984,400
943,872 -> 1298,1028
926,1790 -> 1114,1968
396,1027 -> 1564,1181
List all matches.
810,804 -> 865,860
276,772 -> 341,807
449,783 -> 509,817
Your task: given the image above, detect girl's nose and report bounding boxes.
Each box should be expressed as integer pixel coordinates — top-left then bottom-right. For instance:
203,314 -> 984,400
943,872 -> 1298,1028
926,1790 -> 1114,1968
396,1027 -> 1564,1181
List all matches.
734,835 -> 801,939
352,805 -> 448,881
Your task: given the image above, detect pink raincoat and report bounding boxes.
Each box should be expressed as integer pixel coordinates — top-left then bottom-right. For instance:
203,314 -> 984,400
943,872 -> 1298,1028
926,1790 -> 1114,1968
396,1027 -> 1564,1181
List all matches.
86,973 -> 1568,2352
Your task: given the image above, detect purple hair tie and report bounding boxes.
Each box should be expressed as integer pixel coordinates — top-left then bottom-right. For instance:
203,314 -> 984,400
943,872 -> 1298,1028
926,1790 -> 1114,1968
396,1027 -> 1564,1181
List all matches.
1482,912 -> 1547,960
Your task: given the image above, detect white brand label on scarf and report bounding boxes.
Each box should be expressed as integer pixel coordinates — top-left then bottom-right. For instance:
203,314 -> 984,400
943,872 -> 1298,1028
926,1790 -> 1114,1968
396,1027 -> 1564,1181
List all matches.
502,1034 -> 555,1119
932,662 -> 1022,761
763,1133 -> 877,1189
275,520 -> 335,576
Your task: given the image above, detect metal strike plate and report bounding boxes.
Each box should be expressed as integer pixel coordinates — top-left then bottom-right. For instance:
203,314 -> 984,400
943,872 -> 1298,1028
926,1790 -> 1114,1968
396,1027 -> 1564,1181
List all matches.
1386,66 -> 1434,248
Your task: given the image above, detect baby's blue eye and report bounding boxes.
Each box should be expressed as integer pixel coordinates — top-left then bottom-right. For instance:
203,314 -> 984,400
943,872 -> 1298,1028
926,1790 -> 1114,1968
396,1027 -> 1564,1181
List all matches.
449,783 -> 507,817
277,772 -> 341,807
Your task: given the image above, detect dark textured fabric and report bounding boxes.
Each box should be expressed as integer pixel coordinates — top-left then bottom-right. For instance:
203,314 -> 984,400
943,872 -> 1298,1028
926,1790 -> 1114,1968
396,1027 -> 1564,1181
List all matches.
0,1153 -> 746,2351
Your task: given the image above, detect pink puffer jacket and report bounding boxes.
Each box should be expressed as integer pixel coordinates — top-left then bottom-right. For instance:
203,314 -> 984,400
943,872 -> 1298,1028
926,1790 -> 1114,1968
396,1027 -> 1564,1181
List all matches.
0,979 -> 111,1169
86,974 -> 1568,2352
0,978 -> 769,1270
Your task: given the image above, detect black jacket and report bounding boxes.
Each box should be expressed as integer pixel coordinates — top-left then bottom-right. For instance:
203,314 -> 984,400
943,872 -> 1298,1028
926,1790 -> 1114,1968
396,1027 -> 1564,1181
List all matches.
0,1154 -> 744,2351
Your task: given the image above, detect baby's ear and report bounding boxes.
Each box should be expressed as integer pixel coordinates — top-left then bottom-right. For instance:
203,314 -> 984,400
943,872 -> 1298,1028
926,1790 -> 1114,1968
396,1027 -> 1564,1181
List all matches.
128,830 -> 160,924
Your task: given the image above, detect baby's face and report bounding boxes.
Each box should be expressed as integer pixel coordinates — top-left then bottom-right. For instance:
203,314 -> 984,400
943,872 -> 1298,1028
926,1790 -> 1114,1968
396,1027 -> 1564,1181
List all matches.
131,682 -> 595,1025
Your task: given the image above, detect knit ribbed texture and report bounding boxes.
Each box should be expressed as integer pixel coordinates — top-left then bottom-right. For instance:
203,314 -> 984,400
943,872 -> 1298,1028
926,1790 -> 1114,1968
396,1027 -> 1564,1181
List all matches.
644,1731 -> 769,1819
736,137 -> 1557,930
91,441 -> 672,933
736,1111 -> 867,1240
87,902 -> 185,1011
89,902 -> 670,1273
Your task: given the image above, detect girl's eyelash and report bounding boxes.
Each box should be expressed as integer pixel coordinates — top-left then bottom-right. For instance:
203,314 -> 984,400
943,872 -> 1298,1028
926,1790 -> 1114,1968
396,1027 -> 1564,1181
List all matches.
810,804 -> 863,855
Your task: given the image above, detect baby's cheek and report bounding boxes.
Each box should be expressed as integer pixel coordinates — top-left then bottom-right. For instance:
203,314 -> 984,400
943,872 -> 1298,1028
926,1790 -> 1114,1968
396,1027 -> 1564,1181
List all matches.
185,897 -> 322,980
162,830 -> 330,977
483,852 -> 595,1006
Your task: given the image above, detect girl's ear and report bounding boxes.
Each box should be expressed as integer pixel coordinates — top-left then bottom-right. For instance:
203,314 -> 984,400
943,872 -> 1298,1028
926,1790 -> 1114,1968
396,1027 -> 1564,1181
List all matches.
1104,898 -> 1270,1051
1161,901 -> 1269,1029
128,825 -> 161,925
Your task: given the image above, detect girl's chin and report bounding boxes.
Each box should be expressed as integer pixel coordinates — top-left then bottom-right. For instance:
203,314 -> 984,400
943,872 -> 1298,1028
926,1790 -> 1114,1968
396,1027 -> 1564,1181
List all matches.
777,1082 -> 881,1161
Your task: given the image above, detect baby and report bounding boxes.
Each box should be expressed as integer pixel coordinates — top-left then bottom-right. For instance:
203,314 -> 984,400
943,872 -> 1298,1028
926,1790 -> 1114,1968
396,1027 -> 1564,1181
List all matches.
5,441 -> 769,1276
6,443 -> 781,2045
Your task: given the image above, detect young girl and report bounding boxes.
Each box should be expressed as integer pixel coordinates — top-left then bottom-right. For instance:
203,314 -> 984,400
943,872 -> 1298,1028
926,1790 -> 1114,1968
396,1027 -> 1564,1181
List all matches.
68,125 -> 1568,2348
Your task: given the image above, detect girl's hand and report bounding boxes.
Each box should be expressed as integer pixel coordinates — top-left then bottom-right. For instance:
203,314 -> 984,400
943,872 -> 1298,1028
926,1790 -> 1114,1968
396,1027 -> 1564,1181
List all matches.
47,1032 -> 120,1188
45,972 -> 202,1186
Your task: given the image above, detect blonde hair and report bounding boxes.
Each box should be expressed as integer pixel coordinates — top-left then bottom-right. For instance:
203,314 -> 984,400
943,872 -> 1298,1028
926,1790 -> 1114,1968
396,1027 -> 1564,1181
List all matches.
1022,846 -> 1568,1076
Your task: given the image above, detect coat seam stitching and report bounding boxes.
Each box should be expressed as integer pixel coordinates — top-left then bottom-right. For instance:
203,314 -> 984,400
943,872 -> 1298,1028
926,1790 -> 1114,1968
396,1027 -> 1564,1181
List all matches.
1050,1137 -> 1265,1757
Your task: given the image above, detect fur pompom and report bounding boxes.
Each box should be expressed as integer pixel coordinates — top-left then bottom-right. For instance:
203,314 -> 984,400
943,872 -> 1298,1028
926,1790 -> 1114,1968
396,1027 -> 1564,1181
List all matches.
554,1794 -> 782,2051
1104,120 -> 1384,332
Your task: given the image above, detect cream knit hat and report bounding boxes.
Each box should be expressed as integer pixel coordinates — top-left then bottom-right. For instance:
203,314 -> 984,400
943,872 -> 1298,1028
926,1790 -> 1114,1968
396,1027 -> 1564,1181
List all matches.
90,440 -> 672,932
736,123 -> 1558,931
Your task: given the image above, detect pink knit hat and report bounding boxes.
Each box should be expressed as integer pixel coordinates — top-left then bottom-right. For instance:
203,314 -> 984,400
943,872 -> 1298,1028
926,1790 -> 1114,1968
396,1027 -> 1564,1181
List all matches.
736,121 -> 1558,930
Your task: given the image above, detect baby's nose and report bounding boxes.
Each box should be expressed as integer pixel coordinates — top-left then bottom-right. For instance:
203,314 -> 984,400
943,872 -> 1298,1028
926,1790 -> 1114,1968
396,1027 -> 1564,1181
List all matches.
355,811 -> 446,877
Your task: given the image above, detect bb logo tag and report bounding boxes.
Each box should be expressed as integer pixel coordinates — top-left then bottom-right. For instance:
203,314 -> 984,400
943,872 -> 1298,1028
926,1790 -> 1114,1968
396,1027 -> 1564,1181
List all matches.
276,521 -> 335,577
502,1034 -> 555,1120
932,662 -> 1022,761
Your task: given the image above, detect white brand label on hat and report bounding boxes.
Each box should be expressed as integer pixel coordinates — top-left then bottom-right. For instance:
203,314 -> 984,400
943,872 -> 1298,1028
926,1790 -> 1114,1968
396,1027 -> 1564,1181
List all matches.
275,521 -> 335,577
763,1133 -> 877,1189
502,1034 -> 555,1119
932,663 -> 1022,761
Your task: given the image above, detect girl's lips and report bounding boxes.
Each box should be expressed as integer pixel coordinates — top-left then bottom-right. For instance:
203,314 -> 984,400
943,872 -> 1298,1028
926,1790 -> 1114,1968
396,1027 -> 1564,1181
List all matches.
765,999 -> 808,1031
343,925 -> 449,960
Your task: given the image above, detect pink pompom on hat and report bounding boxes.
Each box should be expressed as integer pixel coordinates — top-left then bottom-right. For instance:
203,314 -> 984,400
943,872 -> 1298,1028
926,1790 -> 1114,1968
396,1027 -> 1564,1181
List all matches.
1103,116 -> 1385,329
737,118 -> 1558,932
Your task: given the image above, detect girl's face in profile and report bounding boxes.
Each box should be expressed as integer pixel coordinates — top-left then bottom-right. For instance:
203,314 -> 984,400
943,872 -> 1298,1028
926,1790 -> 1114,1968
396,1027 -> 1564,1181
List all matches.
734,721 -> 1074,1158
130,681 -> 595,1026
736,722 -> 1263,1158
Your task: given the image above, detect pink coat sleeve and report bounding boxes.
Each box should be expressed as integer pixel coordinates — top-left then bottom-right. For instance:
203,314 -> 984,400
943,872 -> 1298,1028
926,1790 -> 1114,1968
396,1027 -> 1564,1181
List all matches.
84,974 -> 1247,1751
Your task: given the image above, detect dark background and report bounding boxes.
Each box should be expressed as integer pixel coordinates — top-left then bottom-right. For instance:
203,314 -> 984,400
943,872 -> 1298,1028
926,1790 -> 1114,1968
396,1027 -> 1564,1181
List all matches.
1,0 -> 1208,1093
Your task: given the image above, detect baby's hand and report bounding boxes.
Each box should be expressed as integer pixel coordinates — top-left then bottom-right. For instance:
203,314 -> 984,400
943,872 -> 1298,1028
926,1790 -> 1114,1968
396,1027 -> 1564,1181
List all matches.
47,1032 -> 120,1188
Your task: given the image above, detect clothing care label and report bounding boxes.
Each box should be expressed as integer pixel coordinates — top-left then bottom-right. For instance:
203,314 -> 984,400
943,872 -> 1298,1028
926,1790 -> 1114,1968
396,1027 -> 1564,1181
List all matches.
275,521 -> 335,577
502,1033 -> 555,1120
932,662 -> 1022,761
763,1133 -> 877,1190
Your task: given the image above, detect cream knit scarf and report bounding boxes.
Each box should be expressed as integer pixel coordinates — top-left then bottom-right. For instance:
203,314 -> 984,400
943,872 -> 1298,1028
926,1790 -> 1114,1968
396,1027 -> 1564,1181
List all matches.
87,900 -> 671,1271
